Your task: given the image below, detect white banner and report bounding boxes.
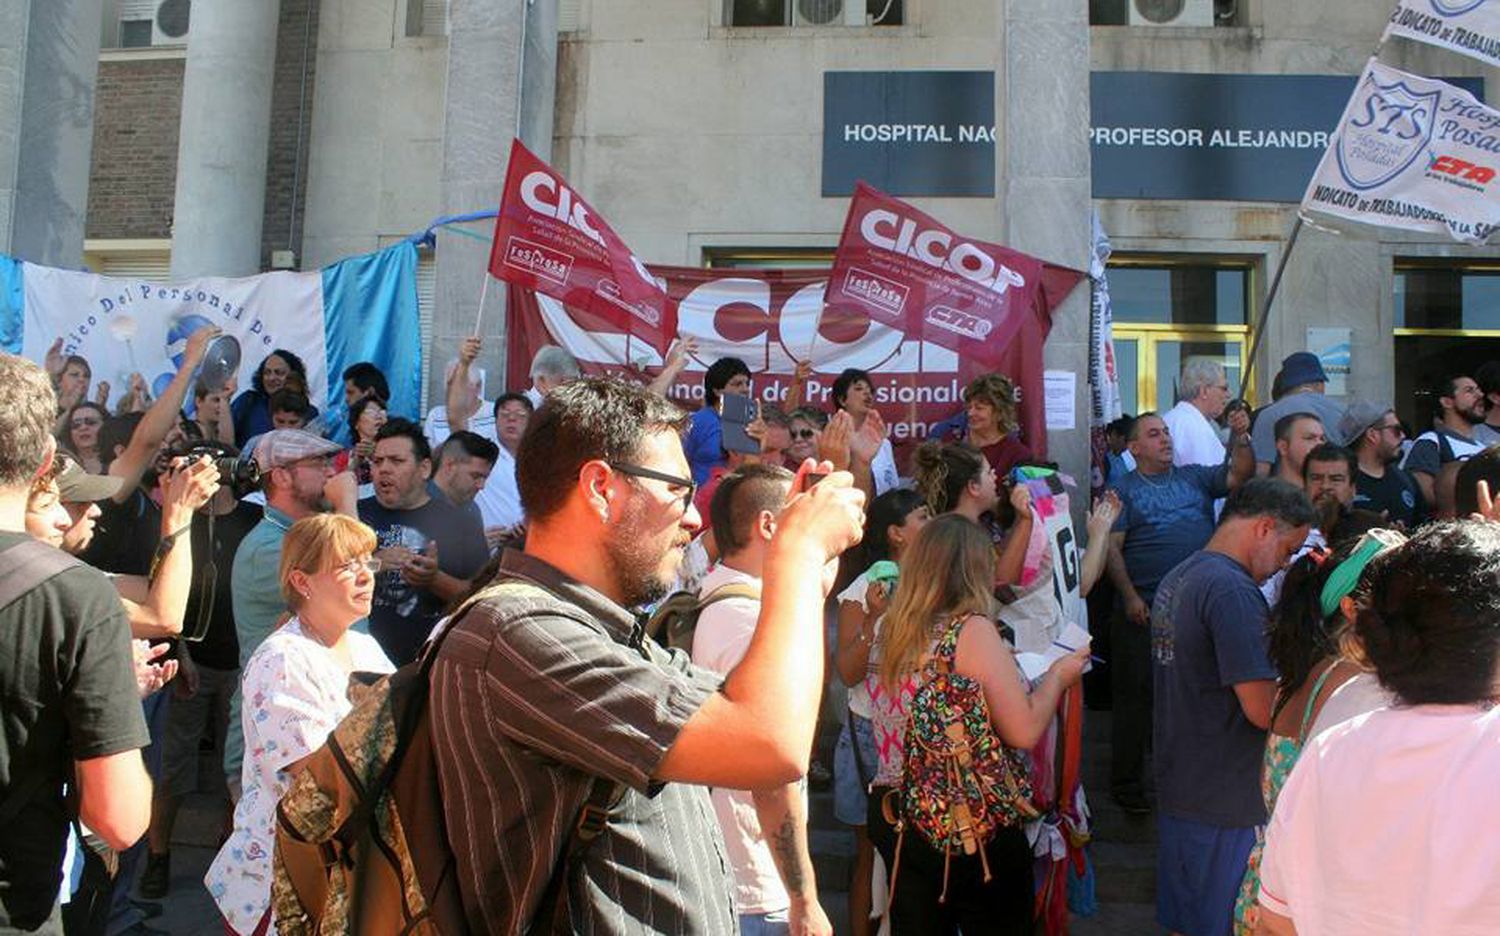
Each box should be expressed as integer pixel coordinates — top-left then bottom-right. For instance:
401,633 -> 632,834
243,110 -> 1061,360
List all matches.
20,264 -> 329,411
1301,61 -> 1500,244
1385,0 -> 1500,69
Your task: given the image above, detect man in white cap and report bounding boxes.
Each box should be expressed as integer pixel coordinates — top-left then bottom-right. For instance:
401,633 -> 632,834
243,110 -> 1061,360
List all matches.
223,429 -> 357,799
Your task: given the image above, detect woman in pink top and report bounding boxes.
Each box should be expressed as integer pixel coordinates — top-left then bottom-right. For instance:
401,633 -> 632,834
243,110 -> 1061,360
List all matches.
1255,520 -> 1500,935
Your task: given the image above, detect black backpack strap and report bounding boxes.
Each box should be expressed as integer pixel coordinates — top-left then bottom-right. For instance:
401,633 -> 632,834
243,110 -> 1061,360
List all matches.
0,540 -> 86,830
530,775 -> 624,934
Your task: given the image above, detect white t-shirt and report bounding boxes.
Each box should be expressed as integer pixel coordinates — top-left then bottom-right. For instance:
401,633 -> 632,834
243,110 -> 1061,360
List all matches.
691,563 -> 791,916
423,403 -> 497,452
1162,399 -> 1226,468
206,618 -> 394,934
1259,705 -> 1500,935
1260,528 -> 1325,608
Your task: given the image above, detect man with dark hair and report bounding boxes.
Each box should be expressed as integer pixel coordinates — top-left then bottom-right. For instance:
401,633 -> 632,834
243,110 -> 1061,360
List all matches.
1249,352 -> 1348,472
1105,408 -> 1255,813
430,376 -> 864,934
1105,414 -> 1136,484
1152,478 -> 1314,936
1272,413 -> 1325,488
268,388 -> 312,430
359,418 -> 487,665
685,356 -> 753,485
342,361 -> 390,407
431,430 -> 499,522
692,463 -> 830,935
0,354 -> 151,933
1403,374 -> 1487,518
440,333 -> 533,534
1342,400 -> 1426,529
1472,360 -> 1500,446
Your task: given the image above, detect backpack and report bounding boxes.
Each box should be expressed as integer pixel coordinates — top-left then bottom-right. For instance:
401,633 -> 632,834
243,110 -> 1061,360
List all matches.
271,580 -> 618,935
882,616 -> 1038,904
645,581 -> 761,652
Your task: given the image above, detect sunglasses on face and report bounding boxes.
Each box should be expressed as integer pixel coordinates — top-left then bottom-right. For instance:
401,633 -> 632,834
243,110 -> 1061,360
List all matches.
791,428 -> 817,440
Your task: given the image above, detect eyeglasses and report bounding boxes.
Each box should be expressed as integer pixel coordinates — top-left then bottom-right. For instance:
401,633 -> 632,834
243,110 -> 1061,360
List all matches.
332,556 -> 381,578
791,428 -> 817,440
609,462 -> 696,513
1376,422 -> 1405,436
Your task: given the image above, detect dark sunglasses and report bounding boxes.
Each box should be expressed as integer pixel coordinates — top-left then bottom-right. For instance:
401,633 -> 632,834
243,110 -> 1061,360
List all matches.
791,428 -> 817,440
609,462 -> 696,512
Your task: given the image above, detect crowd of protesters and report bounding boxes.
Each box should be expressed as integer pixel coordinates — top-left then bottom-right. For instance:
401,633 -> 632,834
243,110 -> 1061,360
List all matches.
1,326 -> 1499,936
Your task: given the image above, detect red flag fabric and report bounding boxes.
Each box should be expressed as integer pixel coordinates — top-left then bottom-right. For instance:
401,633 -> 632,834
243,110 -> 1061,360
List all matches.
505,264 -> 1057,464
487,140 -> 674,353
828,183 -> 1051,370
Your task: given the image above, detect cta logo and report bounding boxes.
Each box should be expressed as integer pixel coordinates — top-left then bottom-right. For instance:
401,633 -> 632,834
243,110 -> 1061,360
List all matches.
521,170 -> 604,248
925,304 -> 993,341
859,209 -> 1027,296
503,237 -> 573,286
1428,154 -> 1496,184
840,267 -> 908,317
1430,0 -> 1486,15
1335,73 -> 1439,191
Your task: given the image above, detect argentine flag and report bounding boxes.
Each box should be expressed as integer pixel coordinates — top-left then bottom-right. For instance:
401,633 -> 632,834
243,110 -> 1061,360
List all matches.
0,241 -> 421,445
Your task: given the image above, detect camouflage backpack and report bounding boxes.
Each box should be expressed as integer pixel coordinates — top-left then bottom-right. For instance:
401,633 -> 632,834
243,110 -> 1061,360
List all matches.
882,616 -> 1038,903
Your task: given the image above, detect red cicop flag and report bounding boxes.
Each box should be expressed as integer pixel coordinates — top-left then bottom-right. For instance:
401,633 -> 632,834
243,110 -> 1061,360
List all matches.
828,183 -> 1056,370
487,140 -> 674,353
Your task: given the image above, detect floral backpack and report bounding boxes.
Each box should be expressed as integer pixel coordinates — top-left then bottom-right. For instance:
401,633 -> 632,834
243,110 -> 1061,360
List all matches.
883,616 -> 1039,902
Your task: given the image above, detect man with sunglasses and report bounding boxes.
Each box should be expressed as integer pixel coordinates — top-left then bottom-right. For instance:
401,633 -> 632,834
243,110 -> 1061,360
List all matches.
1343,401 -> 1427,529
430,376 -> 865,935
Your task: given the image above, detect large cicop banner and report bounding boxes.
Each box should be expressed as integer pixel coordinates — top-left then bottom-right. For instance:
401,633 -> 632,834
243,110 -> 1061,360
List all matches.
506,264 -> 1057,462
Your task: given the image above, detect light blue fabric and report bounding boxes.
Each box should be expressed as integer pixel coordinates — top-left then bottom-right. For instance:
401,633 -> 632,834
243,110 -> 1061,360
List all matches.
319,241 -> 423,444
0,254 -> 22,353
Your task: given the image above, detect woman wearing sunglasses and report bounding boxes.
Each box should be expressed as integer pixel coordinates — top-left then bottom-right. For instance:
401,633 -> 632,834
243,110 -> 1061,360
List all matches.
205,514 -> 393,936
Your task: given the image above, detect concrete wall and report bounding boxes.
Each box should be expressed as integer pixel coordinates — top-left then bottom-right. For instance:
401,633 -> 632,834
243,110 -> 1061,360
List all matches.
1092,1 -> 1500,408
299,0 -> 447,270
86,57 -> 184,240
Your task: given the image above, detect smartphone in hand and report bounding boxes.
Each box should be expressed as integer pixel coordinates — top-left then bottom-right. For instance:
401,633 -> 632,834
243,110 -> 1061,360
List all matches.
719,392 -> 760,455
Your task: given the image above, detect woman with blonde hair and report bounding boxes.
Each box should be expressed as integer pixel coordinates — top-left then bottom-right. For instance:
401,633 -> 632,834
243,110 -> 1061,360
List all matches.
205,513 -> 393,935
951,373 -> 1033,478
866,514 -> 1088,934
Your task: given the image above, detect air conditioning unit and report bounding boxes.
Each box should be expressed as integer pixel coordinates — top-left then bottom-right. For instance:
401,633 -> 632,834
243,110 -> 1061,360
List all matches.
793,0 -> 863,27
1129,0 -> 1214,27
152,0 -> 192,46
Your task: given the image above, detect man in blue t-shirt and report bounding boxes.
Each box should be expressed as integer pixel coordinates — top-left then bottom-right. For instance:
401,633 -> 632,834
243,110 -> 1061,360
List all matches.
1151,479 -> 1313,936
1105,409 -> 1255,813
358,419 -> 488,665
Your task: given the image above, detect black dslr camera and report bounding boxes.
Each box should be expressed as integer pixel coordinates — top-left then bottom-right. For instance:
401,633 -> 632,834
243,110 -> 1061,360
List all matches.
180,444 -> 261,496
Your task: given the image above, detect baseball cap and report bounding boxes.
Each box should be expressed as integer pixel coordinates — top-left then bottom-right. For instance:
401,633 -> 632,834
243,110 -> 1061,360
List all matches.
55,456 -> 124,503
253,429 -> 343,471
1276,352 -> 1329,389
1339,400 -> 1394,442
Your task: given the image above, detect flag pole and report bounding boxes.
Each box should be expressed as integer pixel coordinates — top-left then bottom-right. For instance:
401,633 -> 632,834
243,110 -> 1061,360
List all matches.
473,273 -> 492,337
1240,215 -> 1303,397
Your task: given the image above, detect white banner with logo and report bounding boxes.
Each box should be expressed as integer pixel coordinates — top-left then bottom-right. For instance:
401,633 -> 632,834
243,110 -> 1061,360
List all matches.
19,263 -> 329,411
1301,60 -> 1500,244
1385,0 -> 1500,69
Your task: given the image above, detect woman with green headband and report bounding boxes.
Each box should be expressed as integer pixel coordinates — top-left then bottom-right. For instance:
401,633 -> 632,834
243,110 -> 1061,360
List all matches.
1233,525 -> 1405,936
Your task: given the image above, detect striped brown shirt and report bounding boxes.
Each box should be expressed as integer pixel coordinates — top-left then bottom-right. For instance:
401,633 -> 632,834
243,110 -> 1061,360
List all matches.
430,550 -> 737,934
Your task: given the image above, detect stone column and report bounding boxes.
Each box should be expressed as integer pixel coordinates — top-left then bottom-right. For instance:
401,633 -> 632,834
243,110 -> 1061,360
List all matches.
0,0 -> 105,267
170,0 -> 282,279
432,0 -> 557,405
1002,0 -> 1092,516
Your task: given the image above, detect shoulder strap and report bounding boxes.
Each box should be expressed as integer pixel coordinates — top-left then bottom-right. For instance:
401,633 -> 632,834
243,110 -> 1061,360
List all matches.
0,539 -> 82,613
697,581 -> 761,610
926,615 -> 968,676
530,775 -> 623,934
0,540 -> 86,830
1297,664 -> 1341,742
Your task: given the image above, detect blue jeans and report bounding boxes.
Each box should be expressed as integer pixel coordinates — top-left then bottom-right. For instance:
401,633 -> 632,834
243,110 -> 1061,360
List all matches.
738,909 -> 791,936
